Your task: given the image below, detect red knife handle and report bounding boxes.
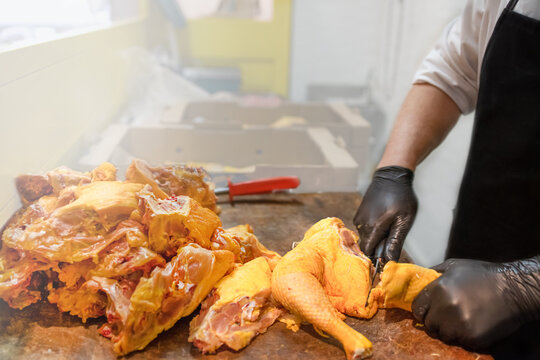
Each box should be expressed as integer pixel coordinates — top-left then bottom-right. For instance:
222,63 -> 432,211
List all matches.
227,176 -> 300,202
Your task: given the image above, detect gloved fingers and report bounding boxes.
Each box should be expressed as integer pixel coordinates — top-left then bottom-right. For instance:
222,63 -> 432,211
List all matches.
357,222 -> 390,257
430,258 -> 459,273
411,280 -> 436,323
437,325 -> 461,346
423,309 -> 441,340
383,215 -> 413,262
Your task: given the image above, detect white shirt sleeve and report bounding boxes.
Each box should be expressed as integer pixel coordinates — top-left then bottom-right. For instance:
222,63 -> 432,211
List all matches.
413,0 -> 486,114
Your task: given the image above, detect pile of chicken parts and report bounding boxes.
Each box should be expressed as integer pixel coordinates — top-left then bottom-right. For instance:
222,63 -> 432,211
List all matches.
0,159 -> 440,359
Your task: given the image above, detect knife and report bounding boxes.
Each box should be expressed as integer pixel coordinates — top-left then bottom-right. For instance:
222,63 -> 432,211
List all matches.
365,240 -> 386,307
214,176 -> 301,203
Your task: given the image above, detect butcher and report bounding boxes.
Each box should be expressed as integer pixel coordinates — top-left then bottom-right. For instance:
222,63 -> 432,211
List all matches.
354,1 -> 540,358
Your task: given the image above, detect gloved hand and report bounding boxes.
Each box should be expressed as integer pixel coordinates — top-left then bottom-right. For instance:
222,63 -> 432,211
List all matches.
412,257 -> 540,349
354,166 -> 417,262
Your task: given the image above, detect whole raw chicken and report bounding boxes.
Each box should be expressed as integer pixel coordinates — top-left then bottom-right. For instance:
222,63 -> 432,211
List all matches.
272,218 -> 441,360
272,218 -> 376,359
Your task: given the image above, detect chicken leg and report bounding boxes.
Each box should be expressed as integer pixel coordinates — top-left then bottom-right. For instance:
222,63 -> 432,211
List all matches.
272,218 -> 375,359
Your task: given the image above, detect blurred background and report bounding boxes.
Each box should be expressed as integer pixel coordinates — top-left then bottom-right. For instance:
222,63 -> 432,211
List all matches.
0,0 -> 473,266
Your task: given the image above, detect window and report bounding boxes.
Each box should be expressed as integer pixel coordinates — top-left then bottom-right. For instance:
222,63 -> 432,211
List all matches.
0,0 -> 139,50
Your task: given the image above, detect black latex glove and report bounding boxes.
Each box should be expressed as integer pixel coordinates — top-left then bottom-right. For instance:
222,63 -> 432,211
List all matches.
354,166 -> 417,262
412,257 -> 540,350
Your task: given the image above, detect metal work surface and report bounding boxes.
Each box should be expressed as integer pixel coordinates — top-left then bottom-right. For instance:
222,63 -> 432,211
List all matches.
0,192 -> 492,360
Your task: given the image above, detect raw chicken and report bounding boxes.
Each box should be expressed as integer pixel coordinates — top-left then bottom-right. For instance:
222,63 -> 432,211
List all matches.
95,244 -> 234,355
374,261 -> 441,312
189,257 -> 282,353
137,187 -> 221,258
272,218 -> 443,360
47,281 -> 108,322
0,248 -> 50,309
126,159 -> 219,213
211,224 -> 281,270
14,163 -> 108,205
272,217 -> 375,360
1,161 -> 248,356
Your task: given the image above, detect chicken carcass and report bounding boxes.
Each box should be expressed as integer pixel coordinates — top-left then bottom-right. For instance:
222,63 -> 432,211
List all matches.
96,244 -> 234,355
272,217 -> 375,360
189,257 -> 282,353
126,159 -> 219,213
2,181 -> 144,263
137,188 -> 221,258
272,218 -> 443,360
1,161 -> 247,356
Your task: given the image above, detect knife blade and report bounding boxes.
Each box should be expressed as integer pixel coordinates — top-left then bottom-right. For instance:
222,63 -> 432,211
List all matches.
364,240 -> 386,307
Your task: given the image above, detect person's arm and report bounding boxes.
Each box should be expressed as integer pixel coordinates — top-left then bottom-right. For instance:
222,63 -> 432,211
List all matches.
354,84 -> 461,260
378,83 -> 461,171
355,0 -> 484,261
412,256 -> 540,349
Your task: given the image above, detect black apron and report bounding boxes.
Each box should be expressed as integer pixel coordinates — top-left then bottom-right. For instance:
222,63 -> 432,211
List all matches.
446,1 -> 540,358
446,0 -> 540,263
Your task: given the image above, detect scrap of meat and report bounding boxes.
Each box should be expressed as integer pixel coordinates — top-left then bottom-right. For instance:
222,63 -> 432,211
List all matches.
126,159 -> 219,213
95,244 -> 234,355
2,182 -> 144,263
0,249 -> 51,309
189,257 -> 282,353
53,181 -> 143,229
2,195 -> 59,242
55,259 -> 96,288
87,239 -> 165,279
48,282 -> 108,322
15,163 -> 117,205
211,224 -> 281,270
91,162 -> 117,182
272,218 -> 375,360
46,166 -> 93,195
137,188 -> 221,258
374,261 -> 441,312
15,174 -> 53,205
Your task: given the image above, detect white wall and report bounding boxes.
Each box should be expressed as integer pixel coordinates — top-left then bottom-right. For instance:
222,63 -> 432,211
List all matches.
290,0 -> 472,266
289,0 -> 383,101
372,0 -> 468,128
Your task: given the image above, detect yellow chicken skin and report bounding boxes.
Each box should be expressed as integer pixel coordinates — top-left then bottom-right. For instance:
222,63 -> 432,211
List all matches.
2,182 -> 144,263
1,161 -> 248,356
126,159 -> 219,213
189,257 -> 282,353
272,217 -> 375,360
211,224 -> 282,270
375,261 -> 441,312
95,244 -> 235,355
137,187 -> 221,258
272,218 -> 443,360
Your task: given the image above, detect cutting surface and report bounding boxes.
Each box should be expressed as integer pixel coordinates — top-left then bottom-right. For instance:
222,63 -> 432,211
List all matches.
0,192 -> 492,360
